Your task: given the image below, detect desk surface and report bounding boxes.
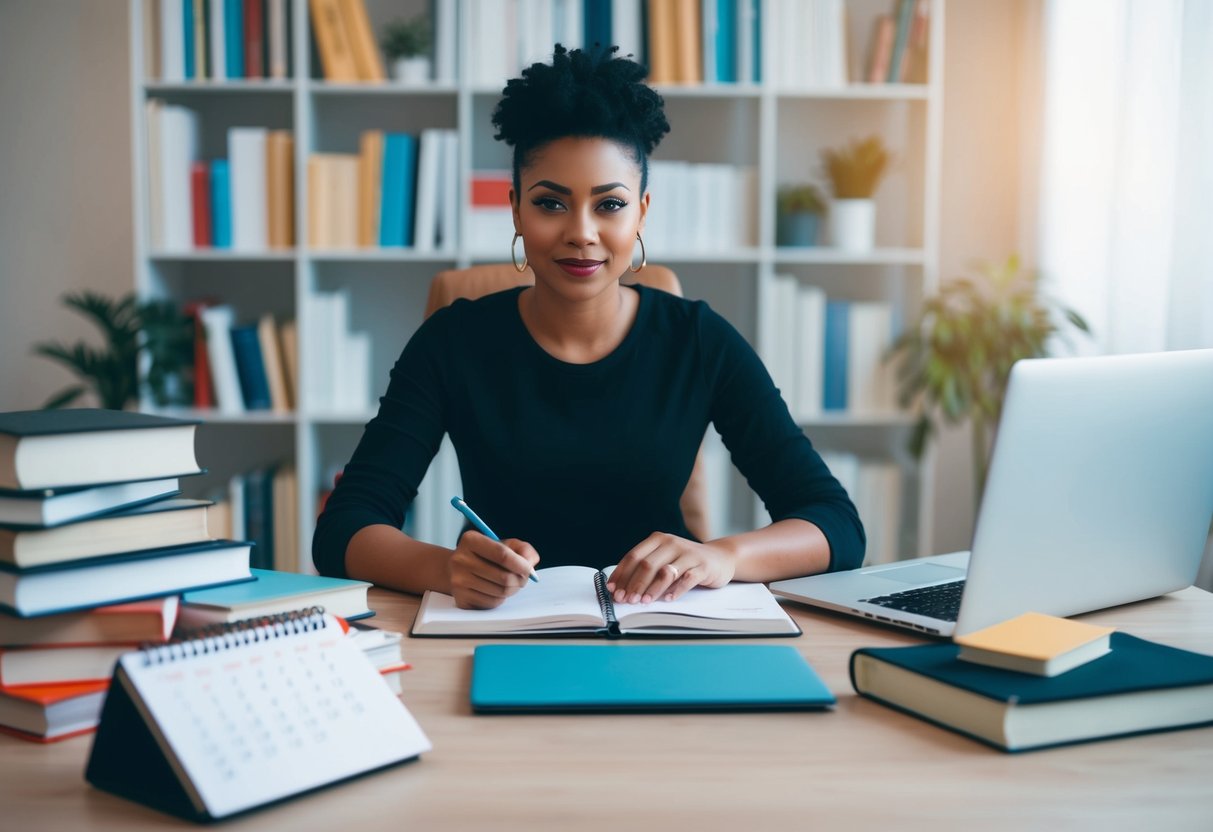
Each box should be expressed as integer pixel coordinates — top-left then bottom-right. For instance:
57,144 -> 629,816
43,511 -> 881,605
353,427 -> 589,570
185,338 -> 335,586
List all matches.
4,587 -> 1211,831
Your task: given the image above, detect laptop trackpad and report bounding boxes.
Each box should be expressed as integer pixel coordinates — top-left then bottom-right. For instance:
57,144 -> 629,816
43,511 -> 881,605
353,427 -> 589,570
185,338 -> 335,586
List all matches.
872,563 -> 966,584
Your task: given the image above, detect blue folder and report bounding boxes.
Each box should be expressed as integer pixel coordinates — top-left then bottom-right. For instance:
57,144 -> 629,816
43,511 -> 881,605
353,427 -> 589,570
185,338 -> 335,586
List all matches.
470,644 -> 835,712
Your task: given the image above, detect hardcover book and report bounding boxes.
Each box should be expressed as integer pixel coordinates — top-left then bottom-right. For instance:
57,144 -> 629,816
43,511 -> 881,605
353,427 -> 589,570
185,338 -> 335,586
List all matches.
850,633 -> 1213,752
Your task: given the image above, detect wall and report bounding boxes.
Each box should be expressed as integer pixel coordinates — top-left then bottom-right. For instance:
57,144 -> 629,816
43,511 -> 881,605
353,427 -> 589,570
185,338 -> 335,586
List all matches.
0,1 -> 134,411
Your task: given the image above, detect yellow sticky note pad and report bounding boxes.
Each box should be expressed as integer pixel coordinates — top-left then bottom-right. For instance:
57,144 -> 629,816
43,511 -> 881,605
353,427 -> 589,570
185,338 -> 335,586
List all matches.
955,612 -> 1114,676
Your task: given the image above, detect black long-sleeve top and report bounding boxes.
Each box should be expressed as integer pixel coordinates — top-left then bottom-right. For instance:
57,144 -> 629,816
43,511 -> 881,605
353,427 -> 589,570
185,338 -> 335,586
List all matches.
312,285 -> 865,577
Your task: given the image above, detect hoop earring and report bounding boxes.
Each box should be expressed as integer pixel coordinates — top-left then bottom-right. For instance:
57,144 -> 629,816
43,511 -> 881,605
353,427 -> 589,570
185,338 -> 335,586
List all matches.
629,232 -> 647,273
511,232 -> 527,273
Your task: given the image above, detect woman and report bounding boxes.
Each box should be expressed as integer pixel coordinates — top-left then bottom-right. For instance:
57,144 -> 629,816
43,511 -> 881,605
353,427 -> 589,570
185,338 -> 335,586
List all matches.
313,45 -> 864,609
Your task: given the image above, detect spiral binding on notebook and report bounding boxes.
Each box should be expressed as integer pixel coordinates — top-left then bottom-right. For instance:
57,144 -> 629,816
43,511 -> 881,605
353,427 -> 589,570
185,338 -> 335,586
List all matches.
141,606 -> 329,666
592,571 -> 621,636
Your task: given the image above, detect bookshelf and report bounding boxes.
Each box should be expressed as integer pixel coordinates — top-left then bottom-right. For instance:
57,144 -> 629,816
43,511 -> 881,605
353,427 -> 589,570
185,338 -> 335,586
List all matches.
129,0 -> 944,572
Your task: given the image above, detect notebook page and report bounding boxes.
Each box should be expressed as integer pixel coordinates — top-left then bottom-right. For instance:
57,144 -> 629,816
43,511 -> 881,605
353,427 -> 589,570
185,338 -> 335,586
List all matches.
416,566 -> 604,632
611,580 -> 793,629
119,615 -> 431,819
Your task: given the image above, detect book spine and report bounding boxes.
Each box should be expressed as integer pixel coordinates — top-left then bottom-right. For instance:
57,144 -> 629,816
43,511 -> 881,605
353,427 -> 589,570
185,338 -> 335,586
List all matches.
209,159 -> 232,248
593,571 -> 621,637
887,0 -> 915,83
210,0 -> 227,79
182,0 -> 195,79
244,0 -> 264,77
190,161 -> 212,247
229,324 -> 272,410
823,300 -> 849,411
225,0 -> 244,78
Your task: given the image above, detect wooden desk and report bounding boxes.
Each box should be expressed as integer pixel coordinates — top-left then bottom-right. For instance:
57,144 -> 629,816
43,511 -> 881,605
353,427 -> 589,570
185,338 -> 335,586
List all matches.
4,587 -> 1211,830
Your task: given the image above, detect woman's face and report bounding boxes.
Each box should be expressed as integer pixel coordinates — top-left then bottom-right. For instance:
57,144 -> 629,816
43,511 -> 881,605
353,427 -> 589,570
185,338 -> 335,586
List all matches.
511,137 -> 649,300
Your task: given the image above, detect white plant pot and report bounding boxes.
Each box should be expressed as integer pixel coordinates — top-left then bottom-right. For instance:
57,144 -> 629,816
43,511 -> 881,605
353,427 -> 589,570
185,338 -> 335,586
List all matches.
829,198 -> 876,251
393,56 -> 431,85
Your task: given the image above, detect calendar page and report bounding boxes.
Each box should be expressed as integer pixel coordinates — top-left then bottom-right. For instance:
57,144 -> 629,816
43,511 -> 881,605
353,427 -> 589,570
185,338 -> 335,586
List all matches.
118,612 -> 431,819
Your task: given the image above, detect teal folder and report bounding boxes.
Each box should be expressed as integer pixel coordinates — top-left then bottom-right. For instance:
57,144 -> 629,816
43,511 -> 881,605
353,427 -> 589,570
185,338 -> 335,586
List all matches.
470,644 -> 835,713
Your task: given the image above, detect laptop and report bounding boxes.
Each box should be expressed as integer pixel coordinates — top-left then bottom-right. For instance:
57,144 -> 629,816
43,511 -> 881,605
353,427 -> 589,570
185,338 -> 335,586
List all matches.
770,349 -> 1213,638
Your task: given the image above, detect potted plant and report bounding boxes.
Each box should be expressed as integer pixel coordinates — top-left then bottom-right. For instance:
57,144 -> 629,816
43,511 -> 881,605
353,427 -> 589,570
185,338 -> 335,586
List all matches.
33,291 -> 194,410
776,184 -> 827,247
889,255 -> 1091,507
820,135 -> 890,251
380,14 -> 432,85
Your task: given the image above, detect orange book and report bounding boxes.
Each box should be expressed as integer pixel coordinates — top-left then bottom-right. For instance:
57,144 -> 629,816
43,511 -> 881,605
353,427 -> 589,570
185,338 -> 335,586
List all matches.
338,0 -> 386,81
0,680 -> 108,743
0,597 -> 178,647
265,130 -> 295,248
673,0 -> 702,83
307,155 -> 332,247
358,130 -> 385,247
278,320 -> 299,408
309,0 -> 359,81
646,0 -> 677,84
470,174 -> 512,207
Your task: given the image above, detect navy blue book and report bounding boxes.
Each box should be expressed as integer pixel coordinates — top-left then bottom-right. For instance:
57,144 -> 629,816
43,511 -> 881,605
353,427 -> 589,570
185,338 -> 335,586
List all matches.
850,633 -> 1213,752
229,324 -> 272,410
472,644 -> 834,712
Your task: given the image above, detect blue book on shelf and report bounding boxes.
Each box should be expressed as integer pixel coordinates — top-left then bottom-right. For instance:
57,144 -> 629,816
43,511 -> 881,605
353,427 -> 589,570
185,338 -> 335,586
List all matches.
583,0 -> 612,50
210,160 -> 232,247
823,300 -> 849,410
182,0 -> 195,80
887,0 -> 916,83
225,0 -> 244,79
752,0 -> 761,82
229,324 -> 271,410
380,133 -> 417,247
716,0 -> 737,83
471,644 -> 835,712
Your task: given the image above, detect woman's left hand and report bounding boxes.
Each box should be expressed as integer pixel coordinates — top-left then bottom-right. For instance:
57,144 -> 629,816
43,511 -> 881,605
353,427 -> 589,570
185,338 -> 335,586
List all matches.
606,533 -> 737,604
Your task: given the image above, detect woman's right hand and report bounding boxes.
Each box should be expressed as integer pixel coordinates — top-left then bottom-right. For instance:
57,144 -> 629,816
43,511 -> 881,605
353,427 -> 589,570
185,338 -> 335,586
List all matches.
448,531 -> 540,609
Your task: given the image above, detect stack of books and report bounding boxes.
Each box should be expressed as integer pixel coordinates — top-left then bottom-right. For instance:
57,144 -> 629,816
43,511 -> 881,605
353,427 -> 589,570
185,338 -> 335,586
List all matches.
0,409 -> 254,742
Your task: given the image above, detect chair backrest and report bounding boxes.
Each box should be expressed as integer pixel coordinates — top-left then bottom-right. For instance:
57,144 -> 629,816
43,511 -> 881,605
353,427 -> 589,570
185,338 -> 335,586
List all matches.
424,263 -> 682,319
424,264 -> 712,542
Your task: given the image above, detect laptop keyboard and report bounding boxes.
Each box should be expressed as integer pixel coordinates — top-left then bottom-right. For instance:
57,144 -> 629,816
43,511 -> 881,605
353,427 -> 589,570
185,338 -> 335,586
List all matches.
861,580 -> 966,622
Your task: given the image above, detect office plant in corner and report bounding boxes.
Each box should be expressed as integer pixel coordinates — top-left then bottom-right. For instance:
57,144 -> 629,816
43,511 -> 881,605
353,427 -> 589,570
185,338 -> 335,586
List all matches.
890,255 -> 1090,507
33,291 -> 193,410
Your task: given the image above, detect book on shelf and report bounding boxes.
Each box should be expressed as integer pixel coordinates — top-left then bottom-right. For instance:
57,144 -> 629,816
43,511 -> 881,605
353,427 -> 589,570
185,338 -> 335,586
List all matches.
268,0 -> 292,79
0,643 -> 134,687
849,633 -> 1213,752
244,0 -> 265,77
0,409 -> 202,492
310,0 -> 360,81
380,133 -> 418,247
199,305 -> 244,413
953,612 -> 1114,677
224,0 -> 245,78
865,13 -> 896,83
302,290 -> 372,413
357,129 -> 384,247
0,597 -> 178,647
257,313 -> 292,412
0,476 -> 182,529
177,568 -> 373,630
772,0 -> 848,88
308,152 -> 360,248
413,566 -> 800,638
265,130 -> 295,248
228,127 -> 268,250
153,0 -> 290,81
468,170 -> 514,254
86,609 -> 431,822
0,680 -> 109,743
887,0 -> 916,83
0,497 -> 212,570
0,538 -> 253,619
190,160 -> 212,246
229,324 -> 273,411
338,0 -> 385,81
209,159 -> 233,248
269,465 -> 298,571
146,101 -> 198,251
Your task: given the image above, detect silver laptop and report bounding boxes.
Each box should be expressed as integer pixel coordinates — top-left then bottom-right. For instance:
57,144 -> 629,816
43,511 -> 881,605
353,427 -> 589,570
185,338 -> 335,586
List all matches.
770,349 -> 1213,638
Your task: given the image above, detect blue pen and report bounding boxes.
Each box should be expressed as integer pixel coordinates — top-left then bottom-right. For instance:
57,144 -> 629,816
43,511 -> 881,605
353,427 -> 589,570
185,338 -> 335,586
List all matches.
450,496 -> 539,583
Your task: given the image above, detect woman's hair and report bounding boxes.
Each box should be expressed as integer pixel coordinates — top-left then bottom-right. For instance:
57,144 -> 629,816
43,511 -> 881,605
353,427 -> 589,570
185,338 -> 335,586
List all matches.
491,44 -> 670,195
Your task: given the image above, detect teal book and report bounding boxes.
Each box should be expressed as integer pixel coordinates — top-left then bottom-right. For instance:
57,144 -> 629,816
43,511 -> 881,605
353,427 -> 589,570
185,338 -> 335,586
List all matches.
210,159 -> 232,247
471,643 -> 835,712
850,633 -> 1213,752
177,568 -> 373,629
380,133 -> 417,247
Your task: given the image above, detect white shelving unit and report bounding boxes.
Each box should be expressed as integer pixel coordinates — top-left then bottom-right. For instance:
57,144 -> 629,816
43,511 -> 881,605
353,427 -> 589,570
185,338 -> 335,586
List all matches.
129,0 -> 944,571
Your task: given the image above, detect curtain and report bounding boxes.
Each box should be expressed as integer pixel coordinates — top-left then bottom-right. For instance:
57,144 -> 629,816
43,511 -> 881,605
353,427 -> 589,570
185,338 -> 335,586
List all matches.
1038,0 -> 1213,354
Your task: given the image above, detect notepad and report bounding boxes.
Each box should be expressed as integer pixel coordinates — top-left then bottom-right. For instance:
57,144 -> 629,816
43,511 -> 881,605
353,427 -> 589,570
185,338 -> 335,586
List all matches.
471,644 -> 836,712
413,565 -> 800,638
85,608 -> 431,822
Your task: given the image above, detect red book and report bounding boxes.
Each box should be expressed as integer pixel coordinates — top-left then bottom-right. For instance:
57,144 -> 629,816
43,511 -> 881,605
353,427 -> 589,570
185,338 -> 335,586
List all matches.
470,174 -> 512,207
0,680 -> 108,743
245,0 -> 265,78
190,161 -> 212,246
183,299 -> 216,409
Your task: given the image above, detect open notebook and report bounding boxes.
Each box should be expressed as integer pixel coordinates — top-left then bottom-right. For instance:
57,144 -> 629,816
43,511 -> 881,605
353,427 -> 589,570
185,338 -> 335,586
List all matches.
412,566 -> 800,638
